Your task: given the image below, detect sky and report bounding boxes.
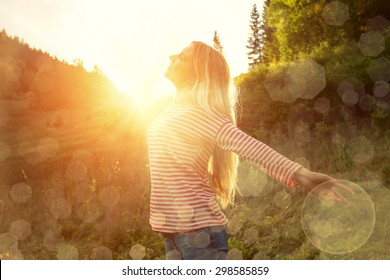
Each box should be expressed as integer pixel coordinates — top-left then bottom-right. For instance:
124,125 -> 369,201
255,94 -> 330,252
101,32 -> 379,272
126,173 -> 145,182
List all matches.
0,0 -> 264,104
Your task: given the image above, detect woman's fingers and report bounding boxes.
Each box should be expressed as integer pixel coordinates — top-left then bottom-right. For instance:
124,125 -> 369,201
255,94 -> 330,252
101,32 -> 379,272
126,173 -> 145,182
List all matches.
308,179 -> 354,206
332,190 -> 350,206
298,171 -> 354,206
327,181 -> 354,206
334,182 -> 355,195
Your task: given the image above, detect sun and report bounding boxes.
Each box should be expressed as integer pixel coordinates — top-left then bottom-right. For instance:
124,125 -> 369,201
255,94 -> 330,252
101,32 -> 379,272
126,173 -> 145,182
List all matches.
109,74 -> 133,96
108,68 -> 175,107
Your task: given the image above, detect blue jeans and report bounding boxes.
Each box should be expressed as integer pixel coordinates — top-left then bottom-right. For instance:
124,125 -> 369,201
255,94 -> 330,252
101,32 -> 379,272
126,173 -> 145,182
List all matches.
162,226 -> 229,260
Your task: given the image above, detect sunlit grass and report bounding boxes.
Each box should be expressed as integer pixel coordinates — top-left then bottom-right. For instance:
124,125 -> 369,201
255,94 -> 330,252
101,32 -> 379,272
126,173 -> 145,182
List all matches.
1,98 -> 390,259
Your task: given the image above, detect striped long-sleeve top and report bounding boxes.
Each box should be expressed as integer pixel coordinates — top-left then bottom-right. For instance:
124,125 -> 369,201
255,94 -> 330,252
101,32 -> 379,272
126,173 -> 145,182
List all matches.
146,104 -> 301,233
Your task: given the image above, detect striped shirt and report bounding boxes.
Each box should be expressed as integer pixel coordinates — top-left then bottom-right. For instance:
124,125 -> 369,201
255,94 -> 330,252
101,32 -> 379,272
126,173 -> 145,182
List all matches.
146,105 -> 301,233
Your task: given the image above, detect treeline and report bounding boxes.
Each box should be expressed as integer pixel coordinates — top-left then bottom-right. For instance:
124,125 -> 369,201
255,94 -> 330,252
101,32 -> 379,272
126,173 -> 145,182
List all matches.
225,0 -> 390,260
0,30 -> 125,110
238,0 -> 390,135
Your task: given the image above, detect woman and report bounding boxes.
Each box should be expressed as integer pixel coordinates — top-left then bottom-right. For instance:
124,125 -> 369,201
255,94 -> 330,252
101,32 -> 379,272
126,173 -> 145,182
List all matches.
146,41 -> 352,260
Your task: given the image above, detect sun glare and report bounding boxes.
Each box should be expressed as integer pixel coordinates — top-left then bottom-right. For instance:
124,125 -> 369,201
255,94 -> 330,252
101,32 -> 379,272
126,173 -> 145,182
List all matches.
0,0 -> 254,111
49,0 -> 250,111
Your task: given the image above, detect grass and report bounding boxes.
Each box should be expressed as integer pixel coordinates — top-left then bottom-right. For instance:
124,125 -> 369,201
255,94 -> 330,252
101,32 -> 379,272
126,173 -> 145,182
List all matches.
1,96 -> 390,260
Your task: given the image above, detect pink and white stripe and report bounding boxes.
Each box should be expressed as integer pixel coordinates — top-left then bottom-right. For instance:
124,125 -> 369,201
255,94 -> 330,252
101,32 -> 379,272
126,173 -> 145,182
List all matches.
147,105 -> 301,233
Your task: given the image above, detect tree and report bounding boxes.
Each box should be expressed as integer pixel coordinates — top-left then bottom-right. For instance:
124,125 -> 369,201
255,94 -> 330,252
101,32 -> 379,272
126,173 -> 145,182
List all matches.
72,58 -> 84,69
213,30 -> 223,53
247,3 -> 262,68
93,64 -> 104,76
259,0 -> 277,65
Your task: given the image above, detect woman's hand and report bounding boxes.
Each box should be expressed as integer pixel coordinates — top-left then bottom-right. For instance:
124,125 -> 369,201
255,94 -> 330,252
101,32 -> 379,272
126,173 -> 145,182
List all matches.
294,167 -> 354,206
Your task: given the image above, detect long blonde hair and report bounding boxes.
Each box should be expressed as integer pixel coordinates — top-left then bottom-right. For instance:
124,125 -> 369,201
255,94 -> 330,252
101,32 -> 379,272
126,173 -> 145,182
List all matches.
190,41 -> 239,208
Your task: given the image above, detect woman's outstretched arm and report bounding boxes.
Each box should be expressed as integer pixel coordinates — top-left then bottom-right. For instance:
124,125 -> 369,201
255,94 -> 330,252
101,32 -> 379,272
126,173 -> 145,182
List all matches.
215,121 -> 302,188
214,120 -> 353,205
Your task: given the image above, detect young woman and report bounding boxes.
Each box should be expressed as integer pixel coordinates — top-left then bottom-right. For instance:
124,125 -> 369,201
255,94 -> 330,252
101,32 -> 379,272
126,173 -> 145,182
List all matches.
146,41 -> 352,260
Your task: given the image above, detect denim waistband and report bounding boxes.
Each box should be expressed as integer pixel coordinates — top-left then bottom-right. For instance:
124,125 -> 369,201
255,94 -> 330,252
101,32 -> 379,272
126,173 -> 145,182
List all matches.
160,225 -> 227,238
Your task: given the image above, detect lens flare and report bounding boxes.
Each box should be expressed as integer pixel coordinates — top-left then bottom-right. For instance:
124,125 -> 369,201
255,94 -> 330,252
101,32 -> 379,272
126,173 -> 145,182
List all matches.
321,1 -> 349,26
227,248 -> 243,260
301,180 -> 375,254
358,31 -> 385,57
90,246 -> 113,260
57,244 -> 79,260
129,243 -> 146,260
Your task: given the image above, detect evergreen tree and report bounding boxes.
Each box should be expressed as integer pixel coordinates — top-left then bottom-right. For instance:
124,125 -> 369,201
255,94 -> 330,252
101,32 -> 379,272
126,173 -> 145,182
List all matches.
247,3 -> 262,68
213,30 -> 223,53
259,0 -> 277,65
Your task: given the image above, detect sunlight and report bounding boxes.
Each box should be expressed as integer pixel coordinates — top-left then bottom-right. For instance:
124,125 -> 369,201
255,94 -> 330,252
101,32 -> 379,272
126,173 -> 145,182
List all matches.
0,0 -> 256,109
1,0 -> 390,265
57,0 -> 182,106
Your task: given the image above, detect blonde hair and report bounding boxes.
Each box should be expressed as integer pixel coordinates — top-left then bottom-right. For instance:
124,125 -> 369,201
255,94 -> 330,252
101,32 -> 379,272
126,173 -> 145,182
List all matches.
190,41 -> 239,208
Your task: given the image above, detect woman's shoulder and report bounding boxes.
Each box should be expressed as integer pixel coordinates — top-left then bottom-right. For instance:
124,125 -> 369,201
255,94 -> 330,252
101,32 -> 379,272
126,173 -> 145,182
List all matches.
178,103 -> 222,116
164,100 -> 230,125
187,105 -> 229,122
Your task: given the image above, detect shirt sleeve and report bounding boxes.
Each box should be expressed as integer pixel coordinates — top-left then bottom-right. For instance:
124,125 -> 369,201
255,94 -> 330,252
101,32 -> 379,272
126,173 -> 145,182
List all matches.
215,121 -> 302,188
182,107 -> 232,143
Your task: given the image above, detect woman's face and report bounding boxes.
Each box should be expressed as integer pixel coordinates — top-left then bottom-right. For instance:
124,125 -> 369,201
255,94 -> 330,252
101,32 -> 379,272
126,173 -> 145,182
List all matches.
165,44 -> 196,88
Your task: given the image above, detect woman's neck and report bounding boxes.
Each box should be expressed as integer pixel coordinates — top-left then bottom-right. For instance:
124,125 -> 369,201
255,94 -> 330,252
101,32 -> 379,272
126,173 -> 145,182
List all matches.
172,85 -> 196,106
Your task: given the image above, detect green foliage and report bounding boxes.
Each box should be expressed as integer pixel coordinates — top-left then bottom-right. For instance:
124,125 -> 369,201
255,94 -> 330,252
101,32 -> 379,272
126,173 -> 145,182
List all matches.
260,0 -> 278,65
235,0 -> 390,260
240,0 -> 390,135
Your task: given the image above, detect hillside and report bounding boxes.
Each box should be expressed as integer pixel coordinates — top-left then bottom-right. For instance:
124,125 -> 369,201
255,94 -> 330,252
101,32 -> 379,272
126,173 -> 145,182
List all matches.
0,30 -> 167,259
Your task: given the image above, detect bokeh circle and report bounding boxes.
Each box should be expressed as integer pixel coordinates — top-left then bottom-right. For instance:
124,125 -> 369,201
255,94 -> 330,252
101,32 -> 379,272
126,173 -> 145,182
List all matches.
301,180 -> 375,254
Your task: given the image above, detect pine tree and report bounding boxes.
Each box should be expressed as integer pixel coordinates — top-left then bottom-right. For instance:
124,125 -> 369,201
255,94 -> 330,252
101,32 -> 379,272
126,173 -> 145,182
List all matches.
213,30 -> 223,53
246,3 -> 262,69
259,0 -> 277,65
